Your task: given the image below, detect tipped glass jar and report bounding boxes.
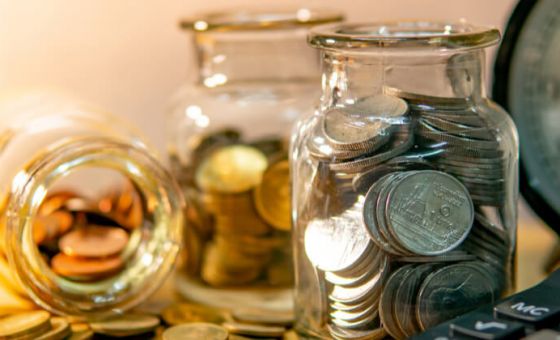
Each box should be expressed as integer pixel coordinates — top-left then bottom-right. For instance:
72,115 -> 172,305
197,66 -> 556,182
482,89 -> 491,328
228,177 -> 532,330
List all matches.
291,22 -> 519,339
167,9 -> 343,312
0,93 -> 183,318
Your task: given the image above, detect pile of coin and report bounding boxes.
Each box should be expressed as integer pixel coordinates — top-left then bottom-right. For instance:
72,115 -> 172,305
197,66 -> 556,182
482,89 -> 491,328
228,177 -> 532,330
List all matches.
301,91 -> 512,339
0,310 -> 162,339
31,186 -> 143,282
172,129 -> 293,288
160,302 -> 298,340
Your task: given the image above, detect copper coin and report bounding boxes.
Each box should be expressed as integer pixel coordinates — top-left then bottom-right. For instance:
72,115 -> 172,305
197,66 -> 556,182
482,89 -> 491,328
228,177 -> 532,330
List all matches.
51,253 -> 123,280
59,226 -> 129,258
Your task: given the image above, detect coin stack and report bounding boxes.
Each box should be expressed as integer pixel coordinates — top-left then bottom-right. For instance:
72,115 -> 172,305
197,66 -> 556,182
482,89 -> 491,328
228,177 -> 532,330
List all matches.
302,92 -> 512,339
30,187 -> 143,282
175,130 -> 293,288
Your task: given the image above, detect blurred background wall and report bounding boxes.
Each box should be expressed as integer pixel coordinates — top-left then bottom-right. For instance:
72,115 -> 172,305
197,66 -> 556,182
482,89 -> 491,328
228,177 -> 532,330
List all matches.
0,0 -> 517,151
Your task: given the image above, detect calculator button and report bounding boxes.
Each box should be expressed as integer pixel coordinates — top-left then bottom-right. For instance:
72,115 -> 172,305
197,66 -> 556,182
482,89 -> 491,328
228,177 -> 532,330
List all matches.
523,329 -> 560,340
449,313 -> 525,339
494,297 -> 560,327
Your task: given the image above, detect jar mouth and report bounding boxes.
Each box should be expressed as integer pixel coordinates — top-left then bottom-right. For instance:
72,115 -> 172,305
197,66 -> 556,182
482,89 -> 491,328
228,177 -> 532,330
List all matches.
5,137 -> 184,317
180,8 -> 344,32
309,21 -> 501,51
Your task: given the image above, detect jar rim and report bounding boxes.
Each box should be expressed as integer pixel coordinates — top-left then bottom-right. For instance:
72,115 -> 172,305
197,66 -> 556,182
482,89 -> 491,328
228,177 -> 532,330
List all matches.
308,21 -> 501,51
180,8 -> 344,32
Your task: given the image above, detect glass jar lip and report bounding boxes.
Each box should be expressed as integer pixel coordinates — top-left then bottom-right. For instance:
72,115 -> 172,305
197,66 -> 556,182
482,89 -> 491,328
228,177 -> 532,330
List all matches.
180,8 -> 344,32
308,20 -> 501,51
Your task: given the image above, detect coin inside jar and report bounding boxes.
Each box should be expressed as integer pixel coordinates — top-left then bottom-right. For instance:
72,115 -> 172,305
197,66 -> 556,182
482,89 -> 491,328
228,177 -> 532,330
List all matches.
59,225 -> 129,258
253,159 -> 291,231
51,253 -> 124,280
195,145 -> 268,194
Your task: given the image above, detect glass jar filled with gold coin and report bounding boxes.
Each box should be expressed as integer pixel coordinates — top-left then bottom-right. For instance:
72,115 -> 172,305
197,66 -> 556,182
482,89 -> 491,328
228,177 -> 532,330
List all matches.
0,93 -> 183,318
167,9 -> 343,312
291,22 -> 519,339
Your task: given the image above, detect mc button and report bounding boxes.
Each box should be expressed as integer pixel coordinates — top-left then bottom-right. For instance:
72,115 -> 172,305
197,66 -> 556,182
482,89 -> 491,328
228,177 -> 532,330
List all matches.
495,298 -> 560,328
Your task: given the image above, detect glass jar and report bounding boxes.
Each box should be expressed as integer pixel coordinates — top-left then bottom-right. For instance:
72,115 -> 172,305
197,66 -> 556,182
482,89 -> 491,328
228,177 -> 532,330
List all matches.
167,9 -> 343,312
291,22 -> 519,339
0,93 -> 183,318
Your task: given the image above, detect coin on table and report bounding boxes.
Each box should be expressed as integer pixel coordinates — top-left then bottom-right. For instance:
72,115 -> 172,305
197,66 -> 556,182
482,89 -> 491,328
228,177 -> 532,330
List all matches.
68,323 -> 93,340
36,317 -> 71,340
0,311 -> 51,339
161,302 -> 229,326
162,323 -> 228,340
254,159 -> 291,231
232,308 -> 294,326
416,262 -> 496,330
51,253 -> 123,280
59,225 -> 129,258
304,201 -> 372,272
89,314 -> 160,337
195,145 -> 268,194
386,170 -> 474,256
223,322 -> 286,338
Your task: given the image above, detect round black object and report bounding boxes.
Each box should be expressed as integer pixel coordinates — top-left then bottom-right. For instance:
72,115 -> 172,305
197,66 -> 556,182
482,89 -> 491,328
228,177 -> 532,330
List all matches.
493,0 -> 560,236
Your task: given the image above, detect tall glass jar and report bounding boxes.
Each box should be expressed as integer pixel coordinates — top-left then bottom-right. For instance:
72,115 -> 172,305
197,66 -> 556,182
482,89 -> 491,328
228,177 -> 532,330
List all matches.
167,9 -> 343,312
291,22 -> 518,339
0,93 -> 183,318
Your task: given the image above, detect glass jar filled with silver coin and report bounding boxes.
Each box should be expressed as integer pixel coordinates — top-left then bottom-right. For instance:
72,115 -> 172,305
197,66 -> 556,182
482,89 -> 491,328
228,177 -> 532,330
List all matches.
0,93 -> 183,318
291,21 -> 519,339
167,9 -> 344,313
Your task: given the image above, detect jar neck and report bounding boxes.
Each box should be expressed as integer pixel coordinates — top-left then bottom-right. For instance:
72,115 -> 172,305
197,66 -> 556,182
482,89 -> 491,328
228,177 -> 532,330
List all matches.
5,137 -> 183,317
194,29 -> 319,86
319,49 -> 487,108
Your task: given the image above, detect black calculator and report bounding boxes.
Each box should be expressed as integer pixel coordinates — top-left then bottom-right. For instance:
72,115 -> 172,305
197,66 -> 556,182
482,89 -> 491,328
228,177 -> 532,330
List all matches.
412,268 -> 560,339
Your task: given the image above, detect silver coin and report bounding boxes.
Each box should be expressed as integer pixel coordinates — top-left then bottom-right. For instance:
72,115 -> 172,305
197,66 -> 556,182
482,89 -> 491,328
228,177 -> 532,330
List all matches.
416,262 -> 496,330
327,324 -> 387,340
323,108 -> 392,152
396,251 -> 477,263
386,170 -> 474,256
325,248 -> 387,287
304,200 -> 372,272
329,271 -> 383,305
379,265 -> 414,340
328,132 -> 414,173
363,174 -> 403,255
383,86 -> 471,110
394,264 -> 437,337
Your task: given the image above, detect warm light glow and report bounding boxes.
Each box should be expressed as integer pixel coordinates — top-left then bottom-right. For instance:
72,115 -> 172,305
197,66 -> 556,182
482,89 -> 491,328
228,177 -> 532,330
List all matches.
194,20 -> 209,31
296,8 -> 311,22
203,73 -> 228,88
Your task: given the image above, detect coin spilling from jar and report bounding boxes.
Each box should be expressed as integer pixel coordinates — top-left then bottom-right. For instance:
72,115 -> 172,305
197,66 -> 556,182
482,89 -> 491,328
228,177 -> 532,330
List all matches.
170,130 -> 293,288
32,182 -> 144,282
302,91 -> 512,339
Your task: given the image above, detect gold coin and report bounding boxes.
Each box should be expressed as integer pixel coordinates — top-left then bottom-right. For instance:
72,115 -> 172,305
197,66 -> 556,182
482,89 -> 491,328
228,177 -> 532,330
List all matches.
254,160 -> 291,231
89,313 -> 160,337
39,191 -> 78,215
195,145 -> 268,194
223,321 -> 286,338
68,323 -> 93,340
59,226 -> 129,258
49,210 -> 74,234
0,311 -> 51,338
36,317 -> 71,340
161,302 -> 229,326
51,253 -> 123,281
162,323 -> 228,340
0,256 -> 27,296
0,279 -> 35,315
